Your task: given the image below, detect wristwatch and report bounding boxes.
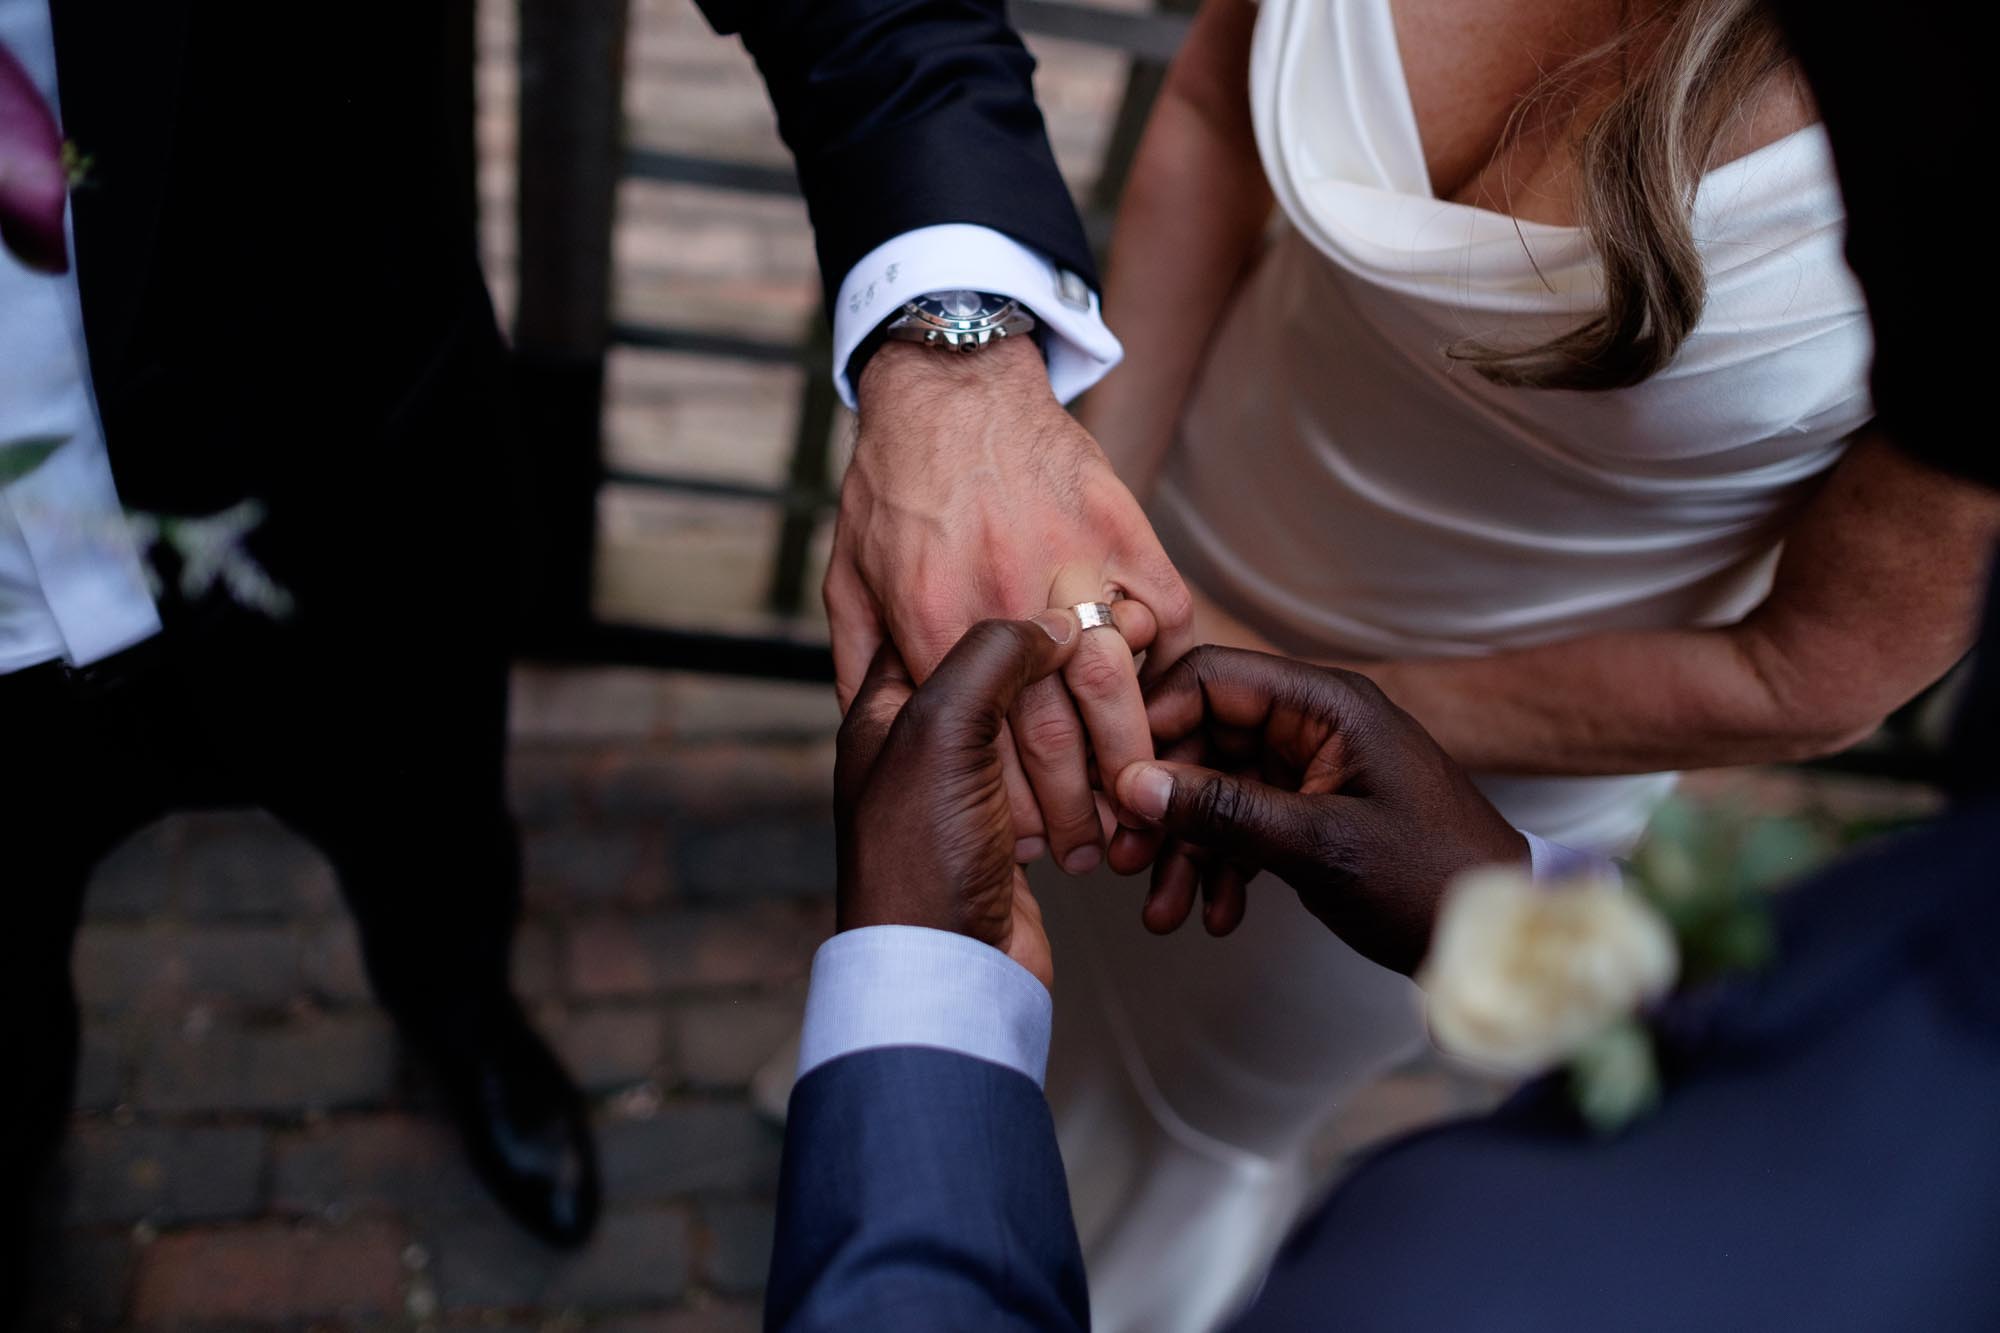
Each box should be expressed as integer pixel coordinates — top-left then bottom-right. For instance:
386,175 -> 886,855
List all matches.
882,289 -> 1037,351
849,289 -> 1040,387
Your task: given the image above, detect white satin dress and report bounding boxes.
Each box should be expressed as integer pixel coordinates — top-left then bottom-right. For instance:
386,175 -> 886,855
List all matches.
1044,1 -> 1874,1329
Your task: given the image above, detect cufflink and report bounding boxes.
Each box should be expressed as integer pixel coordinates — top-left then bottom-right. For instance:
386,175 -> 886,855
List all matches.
1055,268 -> 1092,312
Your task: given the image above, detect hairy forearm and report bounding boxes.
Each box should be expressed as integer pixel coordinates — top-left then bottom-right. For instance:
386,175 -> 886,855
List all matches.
857,333 -> 1052,428
1082,0 -> 1271,495
1378,439 -> 1992,776
1362,626 -> 1904,776
1182,585 -> 1875,775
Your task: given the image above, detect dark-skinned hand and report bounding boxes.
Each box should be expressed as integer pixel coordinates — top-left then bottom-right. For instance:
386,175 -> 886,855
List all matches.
836,608 -> 1148,991
1105,647 -> 1528,974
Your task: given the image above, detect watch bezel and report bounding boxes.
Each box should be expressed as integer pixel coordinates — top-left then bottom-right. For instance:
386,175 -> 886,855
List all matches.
884,291 -> 1037,352
907,290 -> 1013,332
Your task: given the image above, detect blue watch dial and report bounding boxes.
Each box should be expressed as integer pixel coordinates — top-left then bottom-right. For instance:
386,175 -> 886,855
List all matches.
913,290 -> 1009,328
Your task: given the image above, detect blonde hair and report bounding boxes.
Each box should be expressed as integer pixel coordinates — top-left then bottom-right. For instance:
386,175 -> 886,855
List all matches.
1452,0 -> 1795,391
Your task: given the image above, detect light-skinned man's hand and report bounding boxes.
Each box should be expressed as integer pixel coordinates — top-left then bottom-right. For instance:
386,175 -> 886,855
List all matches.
829,337 -> 1194,878
1108,647 -> 1529,974
836,609 -> 1137,991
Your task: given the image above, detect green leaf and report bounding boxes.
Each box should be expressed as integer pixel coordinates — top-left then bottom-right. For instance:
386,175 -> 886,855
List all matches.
0,435 -> 66,485
1569,1019 -> 1661,1136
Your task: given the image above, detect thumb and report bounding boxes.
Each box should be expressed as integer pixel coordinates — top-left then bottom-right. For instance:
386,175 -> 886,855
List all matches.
1117,761 -> 1355,878
836,641 -> 917,811
908,613 -> 1084,746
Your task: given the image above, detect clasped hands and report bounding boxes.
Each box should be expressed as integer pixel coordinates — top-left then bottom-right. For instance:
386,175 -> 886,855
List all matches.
829,341 -> 1525,983
835,618 -> 1528,990
829,337 -> 1194,877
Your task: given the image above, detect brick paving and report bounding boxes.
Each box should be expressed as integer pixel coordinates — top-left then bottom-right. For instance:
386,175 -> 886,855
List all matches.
25,668 -> 837,1333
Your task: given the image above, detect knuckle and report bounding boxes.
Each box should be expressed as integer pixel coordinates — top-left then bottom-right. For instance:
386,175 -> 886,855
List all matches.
1302,665 -> 1375,722
1331,666 -> 1389,708
1182,644 -> 1234,686
1180,643 -> 1223,676
1150,578 -> 1195,629
1189,773 -> 1246,835
906,582 -> 975,645
1045,799 -> 1100,838
889,691 -> 951,746
1145,649 -> 1205,708
1014,703 -> 1080,758
1066,646 -> 1132,701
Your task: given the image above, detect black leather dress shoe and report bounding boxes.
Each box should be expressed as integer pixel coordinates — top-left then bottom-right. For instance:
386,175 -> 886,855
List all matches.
432,1000 -> 600,1248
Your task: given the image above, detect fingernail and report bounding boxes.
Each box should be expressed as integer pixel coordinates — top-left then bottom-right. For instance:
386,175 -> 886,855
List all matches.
1030,610 -> 1075,644
1122,764 -> 1173,823
1014,836 -> 1048,863
1063,845 -> 1102,875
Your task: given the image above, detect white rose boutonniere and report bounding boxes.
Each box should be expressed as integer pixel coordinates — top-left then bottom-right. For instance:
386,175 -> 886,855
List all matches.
1420,867 -> 1678,1075
1419,866 -> 1680,1132
1416,798 -> 1830,1134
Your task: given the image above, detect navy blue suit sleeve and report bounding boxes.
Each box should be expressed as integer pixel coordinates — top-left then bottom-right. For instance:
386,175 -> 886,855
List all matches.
689,0 -> 1097,314
766,1046 -> 1089,1333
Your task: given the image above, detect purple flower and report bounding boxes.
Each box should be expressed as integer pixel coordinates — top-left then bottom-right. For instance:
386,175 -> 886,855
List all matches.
0,40 -> 68,274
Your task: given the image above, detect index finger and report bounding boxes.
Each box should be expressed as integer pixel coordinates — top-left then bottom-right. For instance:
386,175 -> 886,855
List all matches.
1144,646 -> 1384,761
1117,759 -> 1363,887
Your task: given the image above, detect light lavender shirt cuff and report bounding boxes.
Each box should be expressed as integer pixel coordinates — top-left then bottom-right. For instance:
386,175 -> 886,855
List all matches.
1521,829 -> 1621,883
830,224 -> 1124,410
796,925 -> 1054,1088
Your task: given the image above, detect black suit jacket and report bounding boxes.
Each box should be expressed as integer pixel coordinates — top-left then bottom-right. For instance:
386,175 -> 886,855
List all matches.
697,0 -> 1097,315
49,1 -> 501,628
47,0 -> 1090,626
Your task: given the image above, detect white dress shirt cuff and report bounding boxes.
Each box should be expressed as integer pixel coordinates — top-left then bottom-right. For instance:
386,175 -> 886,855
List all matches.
796,924 -> 1054,1088
1522,830 -> 1621,884
831,224 -> 1124,410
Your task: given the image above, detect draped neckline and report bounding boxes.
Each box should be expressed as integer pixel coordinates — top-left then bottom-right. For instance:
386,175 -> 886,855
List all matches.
1256,0 -> 1838,297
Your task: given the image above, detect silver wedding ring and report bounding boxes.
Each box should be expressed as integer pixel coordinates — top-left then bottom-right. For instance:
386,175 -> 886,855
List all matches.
1072,601 -> 1118,631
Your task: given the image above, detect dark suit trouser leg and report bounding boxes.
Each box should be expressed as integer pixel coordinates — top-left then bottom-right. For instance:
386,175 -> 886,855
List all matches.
272,651 -> 522,1059
2,839 -> 93,1316
0,679 -> 164,1321
166,615 -> 524,1058
2,612 -> 530,1320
